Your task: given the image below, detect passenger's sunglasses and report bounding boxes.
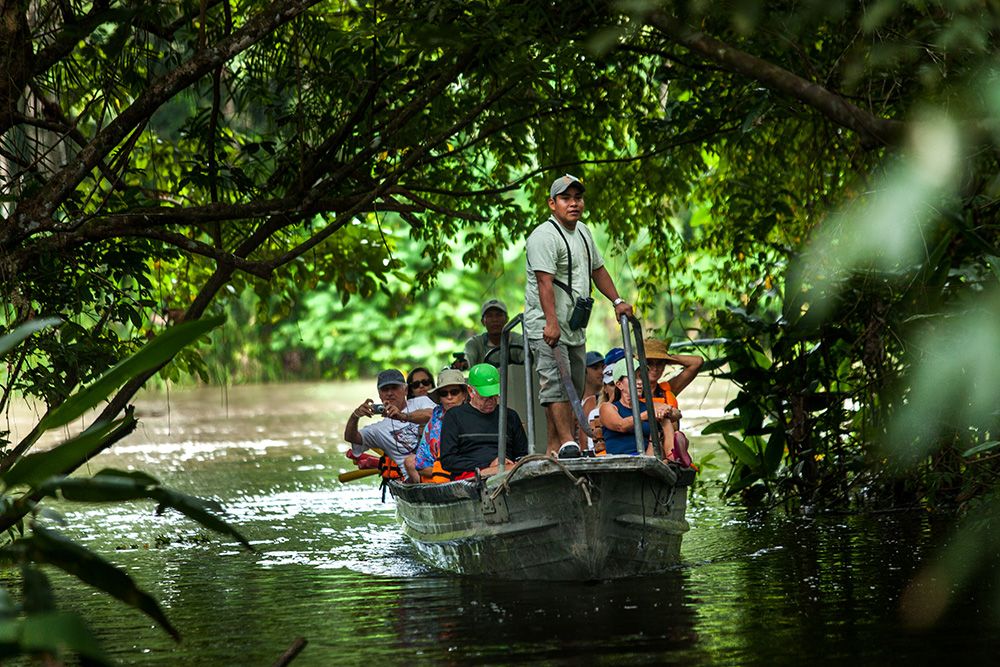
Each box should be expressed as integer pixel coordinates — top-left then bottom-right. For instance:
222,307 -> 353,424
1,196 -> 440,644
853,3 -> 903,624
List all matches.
437,387 -> 465,398
409,378 -> 433,388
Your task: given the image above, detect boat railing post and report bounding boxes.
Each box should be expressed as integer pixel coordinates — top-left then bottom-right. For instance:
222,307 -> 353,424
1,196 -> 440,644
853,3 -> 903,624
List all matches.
497,313 -> 524,474
619,315 -> 644,455
630,318 -> 663,459
522,327 -> 535,453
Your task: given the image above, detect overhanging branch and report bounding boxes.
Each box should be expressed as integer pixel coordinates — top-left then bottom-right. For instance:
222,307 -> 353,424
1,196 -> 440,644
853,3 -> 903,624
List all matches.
646,11 -> 904,149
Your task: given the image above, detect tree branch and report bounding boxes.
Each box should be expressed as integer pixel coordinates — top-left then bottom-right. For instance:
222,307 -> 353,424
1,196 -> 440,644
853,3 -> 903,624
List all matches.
645,11 -> 904,149
6,0 -> 323,249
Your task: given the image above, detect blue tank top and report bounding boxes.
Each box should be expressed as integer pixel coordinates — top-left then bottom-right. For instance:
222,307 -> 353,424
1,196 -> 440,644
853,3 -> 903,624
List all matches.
603,399 -> 652,455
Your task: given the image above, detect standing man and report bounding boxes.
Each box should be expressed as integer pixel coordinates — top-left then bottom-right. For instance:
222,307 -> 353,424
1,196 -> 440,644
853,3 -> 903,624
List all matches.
344,369 -> 435,483
525,174 -> 633,458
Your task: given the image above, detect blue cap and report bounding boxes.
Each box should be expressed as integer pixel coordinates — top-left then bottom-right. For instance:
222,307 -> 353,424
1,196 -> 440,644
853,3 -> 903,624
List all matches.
585,351 -> 604,367
604,348 -> 625,367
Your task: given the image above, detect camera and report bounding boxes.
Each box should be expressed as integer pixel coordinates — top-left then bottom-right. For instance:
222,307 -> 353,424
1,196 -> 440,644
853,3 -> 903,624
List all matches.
451,351 -> 469,370
371,403 -> 385,414
568,296 -> 594,330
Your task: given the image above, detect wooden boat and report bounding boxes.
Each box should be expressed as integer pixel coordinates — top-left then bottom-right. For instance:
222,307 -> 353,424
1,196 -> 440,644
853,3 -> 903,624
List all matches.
387,454 -> 694,580
386,314 -> 694,580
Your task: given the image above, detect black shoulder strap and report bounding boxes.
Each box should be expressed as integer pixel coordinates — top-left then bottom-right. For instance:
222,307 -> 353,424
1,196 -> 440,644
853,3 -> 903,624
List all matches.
548,219 -> 592,297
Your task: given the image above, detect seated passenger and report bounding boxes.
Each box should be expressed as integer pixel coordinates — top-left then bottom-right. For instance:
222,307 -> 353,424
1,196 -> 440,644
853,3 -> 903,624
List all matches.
439,363 -> 529,480
344,369 -> 435,483
599,358 -> 676,459
644,338 -> 702,467
413,369 -> 468,483
579,350 -> 605,452
587,357 -> 620,455
406,366 -> 435,399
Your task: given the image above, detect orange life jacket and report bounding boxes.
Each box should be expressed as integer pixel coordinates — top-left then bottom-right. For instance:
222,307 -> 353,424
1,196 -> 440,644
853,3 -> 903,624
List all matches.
427,460 -> 452,484
652,381 -> 679,408
377,455 -> 402,480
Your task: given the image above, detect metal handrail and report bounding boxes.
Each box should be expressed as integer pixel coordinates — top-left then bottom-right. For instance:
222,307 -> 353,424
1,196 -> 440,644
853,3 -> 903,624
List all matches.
618,315 -> 664,459
497,313 -> 526,473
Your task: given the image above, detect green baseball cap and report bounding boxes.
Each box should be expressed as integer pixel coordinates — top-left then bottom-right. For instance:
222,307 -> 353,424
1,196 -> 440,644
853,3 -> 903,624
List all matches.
468,363 -> 500,397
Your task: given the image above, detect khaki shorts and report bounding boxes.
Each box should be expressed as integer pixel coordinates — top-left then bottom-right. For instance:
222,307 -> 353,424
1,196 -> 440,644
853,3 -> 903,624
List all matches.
529,339 -> 585,405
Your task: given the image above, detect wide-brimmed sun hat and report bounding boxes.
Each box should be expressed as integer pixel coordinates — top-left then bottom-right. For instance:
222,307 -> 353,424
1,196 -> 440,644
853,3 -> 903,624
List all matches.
429,368 -> 467,403
643,338 -> 672,360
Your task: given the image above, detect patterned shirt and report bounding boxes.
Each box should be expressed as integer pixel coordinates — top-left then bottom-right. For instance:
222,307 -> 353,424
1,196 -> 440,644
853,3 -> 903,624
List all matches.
413,405 -> 445,471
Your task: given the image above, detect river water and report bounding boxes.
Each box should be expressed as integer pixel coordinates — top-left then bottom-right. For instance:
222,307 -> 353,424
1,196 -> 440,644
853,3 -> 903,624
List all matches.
9,380 -> 998,665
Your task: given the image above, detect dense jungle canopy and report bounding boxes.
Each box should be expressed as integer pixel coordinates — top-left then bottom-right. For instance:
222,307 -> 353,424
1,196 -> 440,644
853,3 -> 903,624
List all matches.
3,0 -> 1000,517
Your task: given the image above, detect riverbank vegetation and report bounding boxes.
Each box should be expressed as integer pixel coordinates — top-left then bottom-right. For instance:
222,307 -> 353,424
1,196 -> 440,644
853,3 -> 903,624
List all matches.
3,1 -> 1000,641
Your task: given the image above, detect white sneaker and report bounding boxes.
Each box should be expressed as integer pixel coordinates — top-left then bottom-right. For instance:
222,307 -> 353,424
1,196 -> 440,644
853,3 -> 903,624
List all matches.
557,442 -> 582,459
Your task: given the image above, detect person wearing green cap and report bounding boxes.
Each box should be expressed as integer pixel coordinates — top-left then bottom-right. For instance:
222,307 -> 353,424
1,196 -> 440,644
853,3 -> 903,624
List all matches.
439,363 -> 529,479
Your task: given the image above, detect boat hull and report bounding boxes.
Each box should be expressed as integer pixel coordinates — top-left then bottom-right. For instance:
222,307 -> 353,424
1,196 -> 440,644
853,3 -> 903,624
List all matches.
388,456 -> 693,580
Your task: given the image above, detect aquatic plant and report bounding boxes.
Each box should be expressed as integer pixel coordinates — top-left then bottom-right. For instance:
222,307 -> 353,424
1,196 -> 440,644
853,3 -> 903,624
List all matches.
0,319 -> 250,664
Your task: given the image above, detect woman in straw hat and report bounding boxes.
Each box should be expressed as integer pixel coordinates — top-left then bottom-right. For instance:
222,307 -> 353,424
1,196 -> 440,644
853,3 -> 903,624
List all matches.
643,338 -> 703,466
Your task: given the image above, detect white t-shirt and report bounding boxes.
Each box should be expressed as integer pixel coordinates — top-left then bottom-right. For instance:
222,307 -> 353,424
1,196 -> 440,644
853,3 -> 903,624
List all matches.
353,396 -> 436,476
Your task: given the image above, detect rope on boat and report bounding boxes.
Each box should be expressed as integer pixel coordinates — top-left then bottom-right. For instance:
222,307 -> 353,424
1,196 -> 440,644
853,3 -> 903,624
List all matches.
489,454 -> 593,507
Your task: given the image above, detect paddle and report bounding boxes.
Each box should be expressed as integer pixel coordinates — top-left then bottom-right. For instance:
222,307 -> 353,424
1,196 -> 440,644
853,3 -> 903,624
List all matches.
338,469 -> 379,483
553,345 -> 595,438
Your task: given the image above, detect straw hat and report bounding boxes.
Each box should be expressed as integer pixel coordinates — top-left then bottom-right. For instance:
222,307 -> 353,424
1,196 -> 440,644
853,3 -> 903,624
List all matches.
643,338 -> 672,360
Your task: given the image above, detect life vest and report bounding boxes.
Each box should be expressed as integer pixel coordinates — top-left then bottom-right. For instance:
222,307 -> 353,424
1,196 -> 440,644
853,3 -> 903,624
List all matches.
652,381 -> 679,408
427,460 -> 452,484
377,455 -> 402,480
423,429 -> 452,484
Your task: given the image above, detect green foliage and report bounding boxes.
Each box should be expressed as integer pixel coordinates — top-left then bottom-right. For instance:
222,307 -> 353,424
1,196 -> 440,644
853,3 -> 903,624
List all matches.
38,315 -> 223,431
0,324 -> 249,663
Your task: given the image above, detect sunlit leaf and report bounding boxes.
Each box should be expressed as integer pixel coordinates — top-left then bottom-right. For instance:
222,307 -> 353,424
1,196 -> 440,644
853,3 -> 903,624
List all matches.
962,441 -> 1000,458
0,318 -> 62,356
38,317 -> 224,432
2,418 -> 130,491
721,434 -> 760,469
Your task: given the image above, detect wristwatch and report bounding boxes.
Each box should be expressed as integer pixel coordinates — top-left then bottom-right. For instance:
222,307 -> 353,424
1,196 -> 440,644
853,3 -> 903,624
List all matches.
612,297 -> 625,306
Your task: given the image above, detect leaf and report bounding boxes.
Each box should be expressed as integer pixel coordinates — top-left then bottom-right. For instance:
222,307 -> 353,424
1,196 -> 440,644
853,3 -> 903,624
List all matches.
148,487 -> 251,550
18,526 -> 180,640
38,316 -> 224,432
20,565 -> 54,614
749,347 -> 773,370
700,417 -> 742,436
763,430 -> 785,475
38,470 -> 250,550
0,318 -> 62,356
724,470 -> 762,497
19,612 -> 111,665
3,418 -> 129,491
721,434 -> 762,469
40,475 -> 152,503
962,441 -> 1000,458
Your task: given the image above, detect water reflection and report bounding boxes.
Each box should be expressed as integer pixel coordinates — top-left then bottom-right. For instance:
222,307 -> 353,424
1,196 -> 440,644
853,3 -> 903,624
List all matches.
7,382 -> 997,665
